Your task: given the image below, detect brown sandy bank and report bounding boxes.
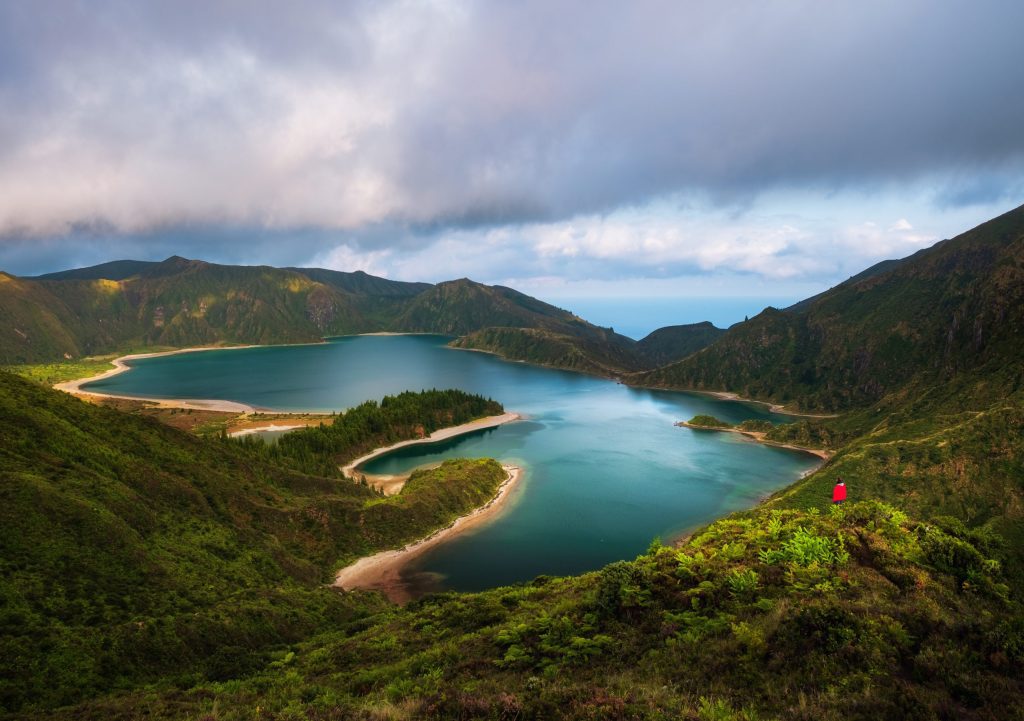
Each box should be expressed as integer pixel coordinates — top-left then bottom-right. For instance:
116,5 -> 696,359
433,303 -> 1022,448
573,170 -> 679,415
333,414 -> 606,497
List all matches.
333,464 -> 524,603
53,346 -> 265,412
695,390 -> 840,418
53,344 -> 334,414
676,420 -> 833,460
341,412 -> 521,491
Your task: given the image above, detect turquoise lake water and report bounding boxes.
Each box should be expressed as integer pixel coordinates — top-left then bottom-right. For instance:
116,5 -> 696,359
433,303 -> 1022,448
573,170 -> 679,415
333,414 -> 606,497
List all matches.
85,335 -> 819,593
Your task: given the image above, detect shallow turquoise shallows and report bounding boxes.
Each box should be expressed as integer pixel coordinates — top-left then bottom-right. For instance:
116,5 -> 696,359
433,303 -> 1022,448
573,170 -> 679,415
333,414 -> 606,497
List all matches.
85,335 -> 819,593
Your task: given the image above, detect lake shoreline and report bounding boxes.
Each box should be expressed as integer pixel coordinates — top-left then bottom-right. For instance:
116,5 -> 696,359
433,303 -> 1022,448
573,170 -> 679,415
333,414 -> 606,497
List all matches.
447,341 -> 838,419
52,337 -> 837,422
53,345 -> 268,412
333,464 -> 524,603
675,420 -> 833,460
341,411 -> 522,489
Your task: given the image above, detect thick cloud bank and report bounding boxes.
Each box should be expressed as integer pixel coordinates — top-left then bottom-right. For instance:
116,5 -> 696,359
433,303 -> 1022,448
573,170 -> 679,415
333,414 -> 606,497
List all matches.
0,1 -> 1022,281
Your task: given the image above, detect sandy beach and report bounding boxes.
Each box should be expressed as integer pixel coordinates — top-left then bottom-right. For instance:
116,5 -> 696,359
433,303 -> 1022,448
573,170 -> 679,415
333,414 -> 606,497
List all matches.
676,420 -> 833,460
229,423 -> 306,437
53,345 -> 267,412
341,411 -> 521,490
333,464 -> 523,602
697,390 -> 839,418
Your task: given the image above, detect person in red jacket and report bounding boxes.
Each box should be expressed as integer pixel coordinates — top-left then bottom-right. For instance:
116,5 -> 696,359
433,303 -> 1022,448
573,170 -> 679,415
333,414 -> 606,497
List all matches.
832,478 -> 847,504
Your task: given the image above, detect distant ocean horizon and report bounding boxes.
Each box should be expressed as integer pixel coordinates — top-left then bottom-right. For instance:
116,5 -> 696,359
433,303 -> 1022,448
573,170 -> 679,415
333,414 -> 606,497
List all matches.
548,297 -> 801,340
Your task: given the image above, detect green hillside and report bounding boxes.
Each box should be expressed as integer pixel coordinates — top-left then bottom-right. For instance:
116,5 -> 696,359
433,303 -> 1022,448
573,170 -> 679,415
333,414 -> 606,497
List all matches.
448,317 -> 724,375
391,279 -> 589,336
0,273 -> 81,363
5,206 -> 1024,718
33,259 -> 159,281
0,373 -> 507,713
450,326 -> 646,375
5,369 -> 1021,719
636,321 -> 727,367
25,500 -> 1024,720
632,204 -> 1024,412
2,260 -> 668,366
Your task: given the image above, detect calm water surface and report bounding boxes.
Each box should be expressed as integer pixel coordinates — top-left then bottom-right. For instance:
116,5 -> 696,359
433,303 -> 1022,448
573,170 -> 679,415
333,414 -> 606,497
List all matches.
86,335 -> 818,593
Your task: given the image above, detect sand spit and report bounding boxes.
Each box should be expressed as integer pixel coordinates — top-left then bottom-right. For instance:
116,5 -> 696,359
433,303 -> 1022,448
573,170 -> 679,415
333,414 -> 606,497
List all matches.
53,346 -> 265,412
676,420 -> 833,460
333,464 -> 523,603
341,412 -> 521,489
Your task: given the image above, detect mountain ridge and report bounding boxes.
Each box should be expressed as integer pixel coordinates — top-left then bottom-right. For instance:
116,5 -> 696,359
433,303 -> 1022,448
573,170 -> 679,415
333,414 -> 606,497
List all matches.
630,203 -> 1024,411
3,257 -> 722,369
4,204 -> 1024,718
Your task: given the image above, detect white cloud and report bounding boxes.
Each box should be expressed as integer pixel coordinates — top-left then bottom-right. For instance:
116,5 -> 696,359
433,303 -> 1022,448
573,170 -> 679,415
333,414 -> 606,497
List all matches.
1,1 -> 1023,241
310,244 -> 393,277
306,196 -> 955,289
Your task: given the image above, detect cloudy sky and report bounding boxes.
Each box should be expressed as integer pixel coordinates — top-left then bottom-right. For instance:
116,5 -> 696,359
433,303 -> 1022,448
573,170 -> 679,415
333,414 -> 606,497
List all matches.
1,0 -> 1023,304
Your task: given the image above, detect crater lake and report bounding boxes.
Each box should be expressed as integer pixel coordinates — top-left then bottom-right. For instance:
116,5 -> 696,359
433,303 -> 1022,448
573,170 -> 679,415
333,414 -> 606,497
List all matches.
84,334 -> 820,593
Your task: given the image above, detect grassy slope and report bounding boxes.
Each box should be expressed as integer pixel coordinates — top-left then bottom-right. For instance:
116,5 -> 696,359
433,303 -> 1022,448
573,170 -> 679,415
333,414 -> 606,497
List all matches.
0,273 -> 82,363
448,320 -> 724,376
6,208 -> 1024,718
391,279 -> 598,338
635,322 -> 727,367
41,502 -> 1024,720
3,261 -> 673,368
631,204 -> 1024,412
0,373 -> 507,714
450,326 -> 646,375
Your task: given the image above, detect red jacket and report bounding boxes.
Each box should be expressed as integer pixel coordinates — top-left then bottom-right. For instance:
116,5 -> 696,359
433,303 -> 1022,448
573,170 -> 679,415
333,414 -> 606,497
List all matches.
833,483 -> 847,502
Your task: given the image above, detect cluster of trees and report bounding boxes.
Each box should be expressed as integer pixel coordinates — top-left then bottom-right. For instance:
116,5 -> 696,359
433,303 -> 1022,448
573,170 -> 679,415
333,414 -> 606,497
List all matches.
0,372 -> 510,713
232,388 -> 503,476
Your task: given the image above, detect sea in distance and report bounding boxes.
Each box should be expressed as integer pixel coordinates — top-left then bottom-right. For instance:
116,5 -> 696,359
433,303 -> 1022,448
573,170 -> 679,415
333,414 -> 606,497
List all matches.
85,335 -> 819,594
544,296 -> 802,339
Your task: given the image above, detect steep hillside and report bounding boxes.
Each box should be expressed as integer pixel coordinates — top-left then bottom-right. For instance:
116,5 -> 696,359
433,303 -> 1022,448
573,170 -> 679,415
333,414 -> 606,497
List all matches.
391,279 -> 595,336
4,261 -> 671,366
289,267 -> 431,297
449,320 -> 727,376
0,373 -> 508,713
451,326 -> 645,375
2,257 -> 379,361
635,321 -> 726,366
632,204 -> 1024,412
0,273 -> 83,363
32,500 -> 1024,720
32,259 -> 158,281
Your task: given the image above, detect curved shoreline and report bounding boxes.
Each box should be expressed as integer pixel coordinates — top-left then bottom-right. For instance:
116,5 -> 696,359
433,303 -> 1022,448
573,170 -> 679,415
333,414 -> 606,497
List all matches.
341,412 -> 521,485
53,345 -> 269,412
693,390 -> 840,418
51,344 -> 341,413
333,464 -> 524,602
675,420 -> 832,460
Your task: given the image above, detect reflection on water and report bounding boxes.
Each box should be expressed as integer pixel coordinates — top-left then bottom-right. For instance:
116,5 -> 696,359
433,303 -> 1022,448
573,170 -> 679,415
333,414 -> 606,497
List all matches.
87,335 -> 820,593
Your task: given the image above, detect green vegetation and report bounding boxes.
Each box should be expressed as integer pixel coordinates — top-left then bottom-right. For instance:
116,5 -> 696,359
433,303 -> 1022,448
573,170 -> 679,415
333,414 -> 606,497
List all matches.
687,414 -> 733,429
736,419 -> 773,433
30,502 -> 1023,719
451,326 -> 643,375
4,205 -> 1024,718
632,204 -> 1024,412
0,373 -> 507,714
236,388 -> 503,476
3,356 -> 116,386
635,321 -> 726,366
1,258 -> 646,365
4,258 -> 726,374
450,322 -> 727,376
